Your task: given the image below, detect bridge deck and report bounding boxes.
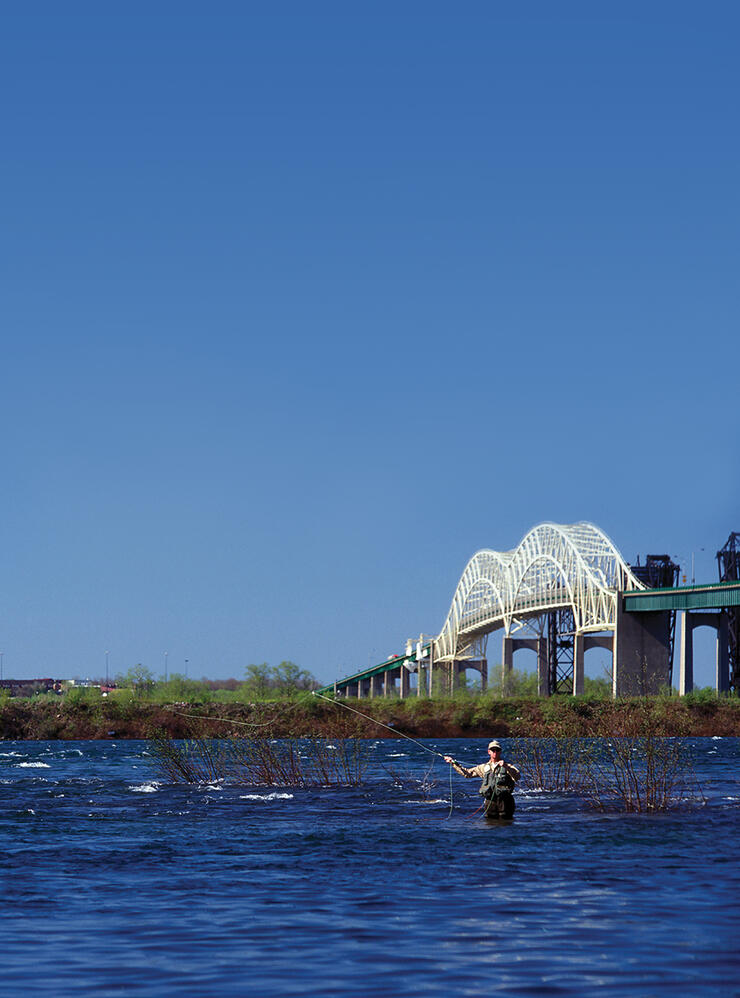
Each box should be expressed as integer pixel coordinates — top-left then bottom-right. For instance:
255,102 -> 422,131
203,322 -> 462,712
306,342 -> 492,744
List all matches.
315,647 -> 429,697
623,580 -> 740,612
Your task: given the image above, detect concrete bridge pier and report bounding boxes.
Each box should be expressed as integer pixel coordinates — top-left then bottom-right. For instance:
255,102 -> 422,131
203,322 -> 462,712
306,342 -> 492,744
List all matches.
502,635 -> 513,685
472,658 -> 488,692
574,634 -> 613,695
447,659 -> 487,694
420,660 -> 433,697
502,636 -> 547,695
613,600 -> 670,696
399,665 -> 410,698
679,610 -> 730,695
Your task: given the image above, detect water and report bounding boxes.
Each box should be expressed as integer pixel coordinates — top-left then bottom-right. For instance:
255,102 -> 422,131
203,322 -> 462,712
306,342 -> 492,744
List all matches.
1,737 -> 738,997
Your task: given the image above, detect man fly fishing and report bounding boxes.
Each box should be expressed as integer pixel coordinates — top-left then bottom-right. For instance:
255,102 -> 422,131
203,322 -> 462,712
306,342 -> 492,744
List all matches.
444,740 -> 521,819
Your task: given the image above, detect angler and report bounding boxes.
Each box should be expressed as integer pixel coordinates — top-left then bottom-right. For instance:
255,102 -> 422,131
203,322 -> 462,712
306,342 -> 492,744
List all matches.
444,739 -> 521,819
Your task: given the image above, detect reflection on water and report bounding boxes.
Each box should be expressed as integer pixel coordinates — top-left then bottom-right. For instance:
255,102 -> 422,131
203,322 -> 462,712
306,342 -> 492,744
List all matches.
0,737 -> 738,997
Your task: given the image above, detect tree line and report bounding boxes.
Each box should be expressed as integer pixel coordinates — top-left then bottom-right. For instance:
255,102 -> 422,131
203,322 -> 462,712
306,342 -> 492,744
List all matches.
106,661 -> 319,702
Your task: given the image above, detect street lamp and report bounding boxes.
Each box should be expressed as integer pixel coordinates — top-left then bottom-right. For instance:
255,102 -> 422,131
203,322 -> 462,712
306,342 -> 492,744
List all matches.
691,548 -> 705,586
164,651 -> 168,683
0,652 -> 3,682
184,659 -> 189,678
105,651 -> 109,686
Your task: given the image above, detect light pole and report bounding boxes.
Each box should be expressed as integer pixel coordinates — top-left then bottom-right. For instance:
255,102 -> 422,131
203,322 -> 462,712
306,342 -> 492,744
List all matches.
691,548 -> 705,586
184,659 -> 189,678
105,651 -> 109,686
164,651 -> 168,683
0,652 -> 3,682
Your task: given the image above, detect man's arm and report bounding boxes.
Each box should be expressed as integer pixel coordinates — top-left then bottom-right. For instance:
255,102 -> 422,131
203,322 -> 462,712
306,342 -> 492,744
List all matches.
502,762 -> 521,783
444,756 -> 485,778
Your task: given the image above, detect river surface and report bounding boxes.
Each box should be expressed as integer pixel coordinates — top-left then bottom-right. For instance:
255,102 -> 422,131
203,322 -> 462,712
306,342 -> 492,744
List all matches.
1,736 -> 738,997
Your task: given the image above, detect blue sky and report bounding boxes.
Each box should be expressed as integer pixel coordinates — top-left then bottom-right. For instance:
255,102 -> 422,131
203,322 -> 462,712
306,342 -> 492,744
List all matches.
2,3 -> 738,686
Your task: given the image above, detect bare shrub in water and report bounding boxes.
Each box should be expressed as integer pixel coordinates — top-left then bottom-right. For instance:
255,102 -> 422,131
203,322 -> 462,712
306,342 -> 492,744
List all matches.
150,733 -> 367,787
579,699 -> 704,813
513,697 -> 704,812
513,736 -> 587,792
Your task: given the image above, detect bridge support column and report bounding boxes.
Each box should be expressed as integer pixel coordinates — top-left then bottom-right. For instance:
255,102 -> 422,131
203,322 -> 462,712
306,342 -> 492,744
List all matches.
369,674 -> 381,698
718,612 -> 730,693
537,639 -> 549,697
383,670 -> 393,697
449,662 -> 459,695
679,611 -> 693,695
425,660 -> 434,696
680,610 -> 730,695
502,636 -> 513,694
399,666 -> 410,699
614,600 -> 670,697
480,659 -> 488,693
573,634 -> 585,696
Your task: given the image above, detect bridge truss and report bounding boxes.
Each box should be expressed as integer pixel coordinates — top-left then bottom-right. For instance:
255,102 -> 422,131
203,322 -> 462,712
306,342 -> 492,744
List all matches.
433,522 -> 645,673
717,532 -> 740,692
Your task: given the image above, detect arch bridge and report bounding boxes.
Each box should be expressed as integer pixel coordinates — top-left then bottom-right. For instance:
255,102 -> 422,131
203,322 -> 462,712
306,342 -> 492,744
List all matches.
319,522 -> 740,699
435,522 -> 642,661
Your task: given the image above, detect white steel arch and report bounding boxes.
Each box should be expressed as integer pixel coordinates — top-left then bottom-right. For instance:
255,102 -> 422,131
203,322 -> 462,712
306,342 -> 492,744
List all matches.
434,522 -> 644,661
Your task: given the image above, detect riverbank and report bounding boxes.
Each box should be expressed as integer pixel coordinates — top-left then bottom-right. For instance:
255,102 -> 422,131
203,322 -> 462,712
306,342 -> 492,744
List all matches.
0,693 -> 738,740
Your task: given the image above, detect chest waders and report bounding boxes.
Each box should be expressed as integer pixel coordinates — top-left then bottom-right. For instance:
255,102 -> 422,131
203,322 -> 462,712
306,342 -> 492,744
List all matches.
479,765 -> 516,819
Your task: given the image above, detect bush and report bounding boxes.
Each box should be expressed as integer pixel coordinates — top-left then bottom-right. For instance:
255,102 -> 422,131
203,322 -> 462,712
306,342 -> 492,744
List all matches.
149,732 -> 367,787
513,736 -> 586,792
65,686 -> 102,705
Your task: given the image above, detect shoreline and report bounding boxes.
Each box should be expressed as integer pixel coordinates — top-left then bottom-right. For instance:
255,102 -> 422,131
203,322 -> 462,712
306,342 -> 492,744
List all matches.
0,695 -> 738,740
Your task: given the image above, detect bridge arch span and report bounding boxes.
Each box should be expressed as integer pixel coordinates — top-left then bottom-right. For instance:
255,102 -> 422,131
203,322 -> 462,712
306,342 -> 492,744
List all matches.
434,521 -> 643,661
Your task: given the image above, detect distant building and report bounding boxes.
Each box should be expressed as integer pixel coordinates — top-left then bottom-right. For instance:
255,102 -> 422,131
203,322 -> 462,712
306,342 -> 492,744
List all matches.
0,678 -> 65,697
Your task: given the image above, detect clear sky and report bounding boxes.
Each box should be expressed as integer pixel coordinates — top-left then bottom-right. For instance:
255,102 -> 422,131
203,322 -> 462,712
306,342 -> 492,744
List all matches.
2,3 -> 738,687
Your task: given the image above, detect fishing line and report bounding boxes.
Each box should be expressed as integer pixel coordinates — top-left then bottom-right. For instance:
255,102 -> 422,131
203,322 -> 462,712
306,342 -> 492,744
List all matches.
165,704 -> 299,729
312,690 -> 456,819
311,691 -> 445,758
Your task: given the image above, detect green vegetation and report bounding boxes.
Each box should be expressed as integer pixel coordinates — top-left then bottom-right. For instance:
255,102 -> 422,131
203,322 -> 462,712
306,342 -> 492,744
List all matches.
104,660 -> 319,704
0,656 -> 738,742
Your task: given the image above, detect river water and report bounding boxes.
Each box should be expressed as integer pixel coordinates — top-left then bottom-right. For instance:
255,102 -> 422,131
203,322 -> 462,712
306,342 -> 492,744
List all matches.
1,737 -> 738,997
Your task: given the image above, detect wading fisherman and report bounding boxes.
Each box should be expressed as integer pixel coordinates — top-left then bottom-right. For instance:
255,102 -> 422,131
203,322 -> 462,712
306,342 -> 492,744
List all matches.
444,740 -> 521,819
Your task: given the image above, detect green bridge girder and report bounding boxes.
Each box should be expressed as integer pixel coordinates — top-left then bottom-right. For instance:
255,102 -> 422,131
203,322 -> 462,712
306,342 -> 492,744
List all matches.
316,646 -> 431,697
622,580 -> 740,612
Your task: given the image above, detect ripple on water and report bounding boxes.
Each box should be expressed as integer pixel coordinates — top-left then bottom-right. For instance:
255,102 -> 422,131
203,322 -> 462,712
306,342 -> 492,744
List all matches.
0,737 -> 738,998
